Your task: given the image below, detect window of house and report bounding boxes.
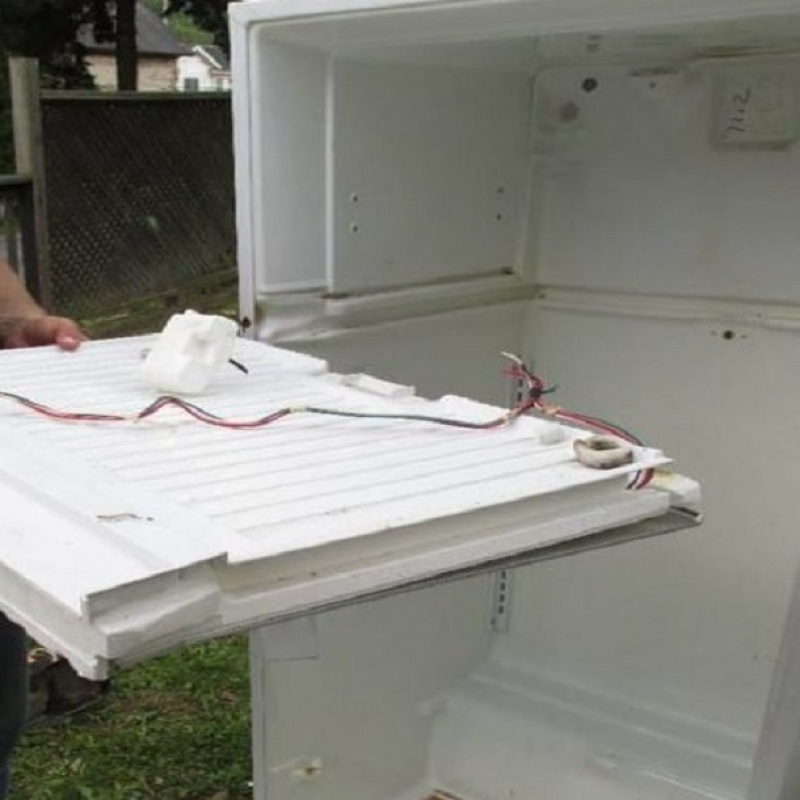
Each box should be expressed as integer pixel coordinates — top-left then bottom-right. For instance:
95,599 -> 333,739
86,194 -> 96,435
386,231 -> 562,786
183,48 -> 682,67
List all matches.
183,77 -> 200,91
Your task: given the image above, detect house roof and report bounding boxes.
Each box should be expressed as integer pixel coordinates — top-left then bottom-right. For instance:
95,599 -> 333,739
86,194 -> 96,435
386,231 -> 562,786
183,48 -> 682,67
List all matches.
193,44 -> 230,73
80,3 -> 190,58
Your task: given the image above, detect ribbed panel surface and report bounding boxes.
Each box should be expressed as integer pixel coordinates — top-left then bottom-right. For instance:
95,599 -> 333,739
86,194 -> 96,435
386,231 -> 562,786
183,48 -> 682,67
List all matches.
0,336 -> 662,559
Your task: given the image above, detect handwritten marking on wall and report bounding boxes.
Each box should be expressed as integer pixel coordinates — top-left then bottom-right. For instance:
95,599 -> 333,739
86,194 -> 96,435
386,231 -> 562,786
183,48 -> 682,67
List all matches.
714,71 -> 797,149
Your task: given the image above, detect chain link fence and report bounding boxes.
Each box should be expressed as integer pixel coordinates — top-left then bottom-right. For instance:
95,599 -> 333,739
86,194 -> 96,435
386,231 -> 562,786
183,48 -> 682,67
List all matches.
40,92 -> 236,318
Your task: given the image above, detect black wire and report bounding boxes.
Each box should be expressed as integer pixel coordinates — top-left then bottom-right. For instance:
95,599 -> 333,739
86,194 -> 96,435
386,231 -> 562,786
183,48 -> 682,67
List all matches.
305,406 -> 512,430
228,358 -> 249,375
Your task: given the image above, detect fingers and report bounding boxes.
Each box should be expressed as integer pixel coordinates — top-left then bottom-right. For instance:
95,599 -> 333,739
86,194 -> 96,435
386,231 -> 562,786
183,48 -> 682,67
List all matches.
4,317 -> 87,350
54,320 -> 86,351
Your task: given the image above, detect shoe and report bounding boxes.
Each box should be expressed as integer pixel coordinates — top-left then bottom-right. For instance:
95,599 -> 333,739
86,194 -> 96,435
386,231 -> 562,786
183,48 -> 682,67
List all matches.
26,647 -> 110,727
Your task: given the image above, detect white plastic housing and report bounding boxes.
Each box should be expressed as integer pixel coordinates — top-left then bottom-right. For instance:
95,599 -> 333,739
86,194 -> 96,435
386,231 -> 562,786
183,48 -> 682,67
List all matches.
139,311 -> 239,395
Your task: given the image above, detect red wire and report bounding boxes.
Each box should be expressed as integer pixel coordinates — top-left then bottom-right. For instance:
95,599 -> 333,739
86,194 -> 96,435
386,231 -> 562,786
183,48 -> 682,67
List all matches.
506,362 -> 655,490
0,360 -> 653,486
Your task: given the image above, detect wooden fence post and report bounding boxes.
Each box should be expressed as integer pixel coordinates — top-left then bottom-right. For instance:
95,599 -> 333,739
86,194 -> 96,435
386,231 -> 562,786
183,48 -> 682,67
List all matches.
9,56 -> 53,309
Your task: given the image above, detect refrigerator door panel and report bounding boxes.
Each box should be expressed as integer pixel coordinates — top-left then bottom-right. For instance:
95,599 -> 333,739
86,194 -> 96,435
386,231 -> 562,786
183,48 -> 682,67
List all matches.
0,336 -> 688,679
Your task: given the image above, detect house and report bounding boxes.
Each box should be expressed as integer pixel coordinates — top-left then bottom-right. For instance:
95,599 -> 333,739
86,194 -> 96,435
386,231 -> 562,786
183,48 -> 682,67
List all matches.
80,2 -> 190,91
177,45 -> 232,92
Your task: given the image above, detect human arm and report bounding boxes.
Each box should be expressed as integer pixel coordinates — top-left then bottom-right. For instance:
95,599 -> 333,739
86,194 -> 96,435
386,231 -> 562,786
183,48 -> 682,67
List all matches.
0,259 -> 84,350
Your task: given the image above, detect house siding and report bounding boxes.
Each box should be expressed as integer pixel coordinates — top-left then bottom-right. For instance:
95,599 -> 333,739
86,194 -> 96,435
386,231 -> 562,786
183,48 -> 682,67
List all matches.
88,55 -> 179,92
177,54 -> 232,92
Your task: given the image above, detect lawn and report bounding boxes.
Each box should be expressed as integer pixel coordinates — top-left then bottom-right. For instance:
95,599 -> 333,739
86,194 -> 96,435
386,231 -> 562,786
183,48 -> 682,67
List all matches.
11,277 -> 253,800
14,639 -> 253,800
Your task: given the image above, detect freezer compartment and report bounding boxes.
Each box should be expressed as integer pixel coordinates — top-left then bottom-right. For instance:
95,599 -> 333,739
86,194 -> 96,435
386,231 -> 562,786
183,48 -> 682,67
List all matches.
233,0 -> 800,334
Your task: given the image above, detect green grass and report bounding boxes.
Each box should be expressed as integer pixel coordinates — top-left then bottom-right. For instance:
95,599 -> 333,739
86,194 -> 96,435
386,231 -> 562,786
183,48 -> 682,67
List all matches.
75,272 -> 240,340
13,637 -> 252,800
168,14 -> 214,46
139,0 -> 214,46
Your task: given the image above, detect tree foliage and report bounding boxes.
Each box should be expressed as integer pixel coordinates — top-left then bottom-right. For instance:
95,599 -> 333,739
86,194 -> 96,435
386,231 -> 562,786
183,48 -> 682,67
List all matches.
0,1 -> 110,89
0,1 -> 136,174
0,1 -> 236,90
163,1 -> 241,56
0,1 -> 234,172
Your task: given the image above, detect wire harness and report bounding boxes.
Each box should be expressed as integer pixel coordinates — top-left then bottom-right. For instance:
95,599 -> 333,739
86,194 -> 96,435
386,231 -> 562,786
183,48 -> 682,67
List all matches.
0,353 -> 653,487
0,385 -> 531,432
500,354 -> 653,489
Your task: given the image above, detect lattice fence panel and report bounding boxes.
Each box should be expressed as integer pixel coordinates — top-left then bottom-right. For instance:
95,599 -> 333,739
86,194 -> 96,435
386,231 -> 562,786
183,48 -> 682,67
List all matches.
41,92 -> 235,317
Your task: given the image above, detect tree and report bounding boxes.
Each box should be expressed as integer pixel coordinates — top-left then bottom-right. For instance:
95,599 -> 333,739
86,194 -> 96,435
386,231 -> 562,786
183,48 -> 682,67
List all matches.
115,0 -> 138,90
0,1 -> 139,91
163,0 -> 241,56
0,1 -> 95,173
0,1 -> 97,89
0,1 -> 140,171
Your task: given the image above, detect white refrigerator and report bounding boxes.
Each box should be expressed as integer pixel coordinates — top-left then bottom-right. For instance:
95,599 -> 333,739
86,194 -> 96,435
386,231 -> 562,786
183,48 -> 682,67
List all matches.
1,0 -> 799,798
229,0 -> 800,798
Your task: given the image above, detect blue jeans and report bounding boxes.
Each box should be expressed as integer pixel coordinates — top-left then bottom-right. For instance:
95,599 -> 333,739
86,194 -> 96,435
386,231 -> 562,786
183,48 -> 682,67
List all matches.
0,614 -> 26,799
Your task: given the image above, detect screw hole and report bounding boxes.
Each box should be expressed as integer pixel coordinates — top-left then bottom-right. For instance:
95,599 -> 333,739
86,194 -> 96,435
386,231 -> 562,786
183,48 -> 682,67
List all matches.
582,77 -> 599,93
722,329 -> 735,340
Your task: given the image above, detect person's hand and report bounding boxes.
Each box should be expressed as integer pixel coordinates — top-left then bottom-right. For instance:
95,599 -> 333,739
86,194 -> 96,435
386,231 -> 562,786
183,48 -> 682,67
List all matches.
2,315 -> 86,350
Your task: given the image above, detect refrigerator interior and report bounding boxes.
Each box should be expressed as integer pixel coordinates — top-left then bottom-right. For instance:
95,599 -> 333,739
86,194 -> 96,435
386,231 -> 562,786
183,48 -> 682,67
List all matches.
232,2 -> 800,798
